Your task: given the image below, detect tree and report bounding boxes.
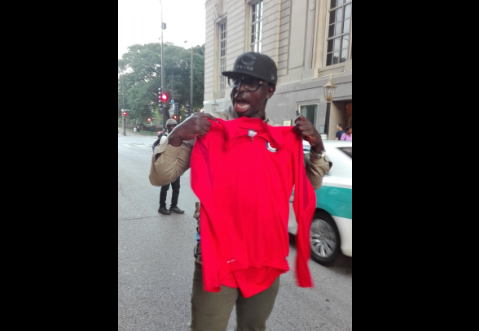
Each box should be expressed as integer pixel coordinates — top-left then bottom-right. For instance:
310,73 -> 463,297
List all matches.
118,42 -> 204,125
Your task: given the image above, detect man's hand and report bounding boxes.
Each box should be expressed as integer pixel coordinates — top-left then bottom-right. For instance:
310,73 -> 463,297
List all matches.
168,112 -> 218,147
294,115 -> 325,152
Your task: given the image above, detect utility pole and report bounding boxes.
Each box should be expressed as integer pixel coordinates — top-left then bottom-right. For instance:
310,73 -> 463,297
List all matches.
122,73 -> 126,136
190,44 -> 193,112
160,0 -> 168,129
185,40 -> 193,113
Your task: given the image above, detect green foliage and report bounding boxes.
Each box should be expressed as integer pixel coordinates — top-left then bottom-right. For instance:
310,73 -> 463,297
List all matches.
118,43 -> 204,125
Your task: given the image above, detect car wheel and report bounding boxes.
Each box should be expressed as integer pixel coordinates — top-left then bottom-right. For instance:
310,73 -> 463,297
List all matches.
310,210 -> 340,265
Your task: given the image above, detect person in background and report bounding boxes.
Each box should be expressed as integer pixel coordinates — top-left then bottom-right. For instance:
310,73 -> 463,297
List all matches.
152,131 -> 164,151
341,126 -> 352,141
149,52 -> 332,331
157,119 -> 184,215
335,124 -> 344,140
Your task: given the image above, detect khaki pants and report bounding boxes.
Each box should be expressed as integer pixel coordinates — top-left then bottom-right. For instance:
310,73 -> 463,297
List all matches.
190,260 -> 280,331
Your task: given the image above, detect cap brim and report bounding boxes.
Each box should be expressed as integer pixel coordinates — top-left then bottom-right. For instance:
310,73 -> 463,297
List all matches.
221,71 -> 237,77
222,71 -> 274,85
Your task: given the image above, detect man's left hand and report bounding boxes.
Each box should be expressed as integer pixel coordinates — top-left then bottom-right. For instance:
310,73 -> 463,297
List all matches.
294,115 -> 325,152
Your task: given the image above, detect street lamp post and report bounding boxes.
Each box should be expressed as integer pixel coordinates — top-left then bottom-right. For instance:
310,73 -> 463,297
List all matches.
323,74 -> 337,137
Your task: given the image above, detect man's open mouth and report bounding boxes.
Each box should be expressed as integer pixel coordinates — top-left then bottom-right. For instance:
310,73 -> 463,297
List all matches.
234,98 -> 250,112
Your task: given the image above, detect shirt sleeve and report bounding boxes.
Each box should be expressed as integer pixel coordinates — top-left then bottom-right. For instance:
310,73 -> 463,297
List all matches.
148,110 -> 230,187
303,153 -> 332,190
149,136 -> 195,186
293,138 -> 316,288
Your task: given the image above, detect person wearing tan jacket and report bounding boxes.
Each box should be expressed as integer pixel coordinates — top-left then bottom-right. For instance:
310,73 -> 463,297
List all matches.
149,52 -> 332,331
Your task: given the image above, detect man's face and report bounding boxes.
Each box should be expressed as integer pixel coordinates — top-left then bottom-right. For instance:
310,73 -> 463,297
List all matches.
167,124 -> 176,133
228,74 -> 275,119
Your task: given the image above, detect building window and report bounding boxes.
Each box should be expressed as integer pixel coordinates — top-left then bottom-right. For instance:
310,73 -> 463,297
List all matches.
250,1 -> 263,52
219,22 -> 227,91
299,104 -> 318,130
326,0 -> 352,66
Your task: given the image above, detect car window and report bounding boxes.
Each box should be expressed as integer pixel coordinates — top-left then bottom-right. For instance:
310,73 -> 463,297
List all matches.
339,147 -> 352,158
324,145 -> 352,178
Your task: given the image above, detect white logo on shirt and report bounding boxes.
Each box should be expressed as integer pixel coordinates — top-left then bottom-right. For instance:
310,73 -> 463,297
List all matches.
266,142 -> 277,153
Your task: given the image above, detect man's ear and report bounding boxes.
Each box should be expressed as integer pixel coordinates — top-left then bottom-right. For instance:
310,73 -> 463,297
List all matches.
267,85 -> 276,99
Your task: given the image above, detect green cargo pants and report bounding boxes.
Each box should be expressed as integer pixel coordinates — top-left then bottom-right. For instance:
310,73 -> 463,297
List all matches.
190,258 -> 280,331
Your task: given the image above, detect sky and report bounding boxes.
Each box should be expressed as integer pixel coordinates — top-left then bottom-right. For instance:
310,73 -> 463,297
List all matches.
118,0 -> 206,59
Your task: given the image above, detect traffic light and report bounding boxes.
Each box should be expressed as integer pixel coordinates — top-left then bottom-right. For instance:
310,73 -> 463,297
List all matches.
172,114 -> 178,120
186,104 -> 191,117
161,92 -> 169,104
158,87 -> 162,105
123,111 -> 127,116
147,117 -> 151,122
147,109 -> 152,117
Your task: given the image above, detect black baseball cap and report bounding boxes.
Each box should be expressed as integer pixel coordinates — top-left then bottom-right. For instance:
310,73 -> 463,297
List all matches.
222,52 -> 277,86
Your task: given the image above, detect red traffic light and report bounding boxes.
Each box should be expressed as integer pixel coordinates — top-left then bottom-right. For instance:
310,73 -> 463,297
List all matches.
123,111 -> 127,116
172,115 -> 178,120
147,117 -> 151,122
161,93 -> 169,102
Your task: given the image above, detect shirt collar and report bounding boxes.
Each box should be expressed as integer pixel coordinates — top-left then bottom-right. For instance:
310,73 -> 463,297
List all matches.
225,105 -> 273,125
220,117 -> 286,149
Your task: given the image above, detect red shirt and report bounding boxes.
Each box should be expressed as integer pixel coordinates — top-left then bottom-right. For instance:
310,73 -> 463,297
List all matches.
191,117 -> 316,297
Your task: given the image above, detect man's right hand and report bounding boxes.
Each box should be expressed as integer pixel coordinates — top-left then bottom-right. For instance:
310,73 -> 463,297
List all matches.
168,112 -> 218,147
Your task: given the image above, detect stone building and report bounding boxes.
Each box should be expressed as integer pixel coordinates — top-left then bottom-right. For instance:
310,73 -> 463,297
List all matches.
203,0 -> 352,139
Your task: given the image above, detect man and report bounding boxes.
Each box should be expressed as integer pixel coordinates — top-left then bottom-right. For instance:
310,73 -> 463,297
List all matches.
335,123 -> 344,140
149,52 -> 331,331
157,119 -> 184,215
152,130 -> 164,151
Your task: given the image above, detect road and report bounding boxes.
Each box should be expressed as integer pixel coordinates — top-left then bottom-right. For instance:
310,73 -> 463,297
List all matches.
118,133 -> 352,331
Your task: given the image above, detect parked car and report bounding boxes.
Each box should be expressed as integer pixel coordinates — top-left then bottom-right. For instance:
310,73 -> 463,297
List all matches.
288,140 -> 352,265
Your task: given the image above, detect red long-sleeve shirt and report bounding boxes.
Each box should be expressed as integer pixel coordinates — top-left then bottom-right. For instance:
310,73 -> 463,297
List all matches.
191,117 -> 316,297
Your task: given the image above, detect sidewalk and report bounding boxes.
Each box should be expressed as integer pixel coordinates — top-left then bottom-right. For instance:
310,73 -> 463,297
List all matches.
118,127 -> 160,137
